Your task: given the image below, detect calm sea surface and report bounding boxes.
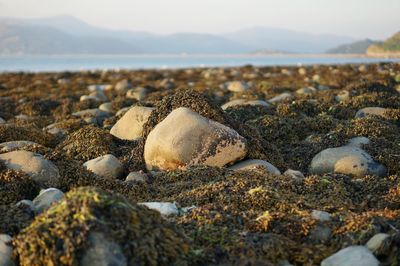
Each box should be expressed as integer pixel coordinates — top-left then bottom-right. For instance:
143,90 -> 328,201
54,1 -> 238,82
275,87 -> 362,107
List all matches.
0,54 -> 399,72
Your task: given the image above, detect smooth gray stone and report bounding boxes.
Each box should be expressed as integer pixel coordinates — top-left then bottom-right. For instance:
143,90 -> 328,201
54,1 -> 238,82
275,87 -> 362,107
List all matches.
310,146 -> 387,178
321,246 -> 379,266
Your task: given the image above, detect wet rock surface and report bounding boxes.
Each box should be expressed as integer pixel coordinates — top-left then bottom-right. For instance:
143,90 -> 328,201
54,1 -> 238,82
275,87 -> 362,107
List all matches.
0,63 -> 399,265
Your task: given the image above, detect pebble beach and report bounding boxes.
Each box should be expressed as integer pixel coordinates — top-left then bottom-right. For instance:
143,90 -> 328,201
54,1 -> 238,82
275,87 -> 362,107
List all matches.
0,62 -> 400,265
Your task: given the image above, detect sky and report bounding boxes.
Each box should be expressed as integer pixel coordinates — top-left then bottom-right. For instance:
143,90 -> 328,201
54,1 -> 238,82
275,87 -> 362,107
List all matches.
0,0 -> 399,39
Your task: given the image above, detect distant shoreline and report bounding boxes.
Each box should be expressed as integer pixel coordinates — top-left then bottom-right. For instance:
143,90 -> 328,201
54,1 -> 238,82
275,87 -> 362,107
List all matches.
1,54 -> 399,73
0,53 -> 400,59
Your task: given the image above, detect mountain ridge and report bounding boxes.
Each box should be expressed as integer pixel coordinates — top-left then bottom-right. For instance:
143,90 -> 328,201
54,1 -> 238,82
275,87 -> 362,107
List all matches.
0,15 -> 357,55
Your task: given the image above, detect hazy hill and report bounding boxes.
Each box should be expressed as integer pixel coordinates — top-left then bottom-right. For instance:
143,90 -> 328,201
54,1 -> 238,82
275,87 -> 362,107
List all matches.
223,26 -> 354,53
367,32 -> 400,57
367,31 -> 400,55
0,21 -> 141,55
326,39 -> 379,54
0,15 -> 356,55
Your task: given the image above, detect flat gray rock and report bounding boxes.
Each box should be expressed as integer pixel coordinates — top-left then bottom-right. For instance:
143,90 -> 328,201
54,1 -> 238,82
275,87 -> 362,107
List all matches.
268,92 -> 292,103
310,146 -> 386,178
296,87 -> 316,95
229,159 -> 281,175
221,99 -> 270,110
0,141 -> 39,152
0,151 -> 60,186
321,246 -> 379,266
72,108 -> 110,120
355,107 -> 388,118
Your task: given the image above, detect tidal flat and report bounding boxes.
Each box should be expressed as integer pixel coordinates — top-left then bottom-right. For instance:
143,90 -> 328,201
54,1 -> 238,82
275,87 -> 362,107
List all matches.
0,63 -> 399,265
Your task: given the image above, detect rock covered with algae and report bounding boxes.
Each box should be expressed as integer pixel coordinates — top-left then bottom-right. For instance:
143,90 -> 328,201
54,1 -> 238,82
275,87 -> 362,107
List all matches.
0,63 -> 399,265
144,107 -> 247,171
13,187 -> 189,266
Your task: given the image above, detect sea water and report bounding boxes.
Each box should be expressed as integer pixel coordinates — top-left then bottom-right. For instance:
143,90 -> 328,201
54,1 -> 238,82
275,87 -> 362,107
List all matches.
0,54 -> 399,72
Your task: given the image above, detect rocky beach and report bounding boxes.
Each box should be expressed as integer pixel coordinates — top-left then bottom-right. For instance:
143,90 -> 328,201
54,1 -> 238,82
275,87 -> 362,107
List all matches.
0,62 -> 400,265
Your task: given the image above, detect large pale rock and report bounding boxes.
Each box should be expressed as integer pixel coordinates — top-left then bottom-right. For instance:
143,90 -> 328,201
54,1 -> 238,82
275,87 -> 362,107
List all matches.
144,107 -> 247,171
321,246 -> 379,266
0,117 -> 5,124
229,159 -> 281,175
355,107 -> 388,119
0,141 -> 38,152
80,232 -> 127,266
83,154 -> 123,179
0,151 -> 60,186
33,188 -> 64,214
310,146 -> 387,178
110,106 -> 154,140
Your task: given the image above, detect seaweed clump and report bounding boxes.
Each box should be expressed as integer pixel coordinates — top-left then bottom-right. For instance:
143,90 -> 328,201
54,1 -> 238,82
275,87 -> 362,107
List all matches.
125,166 -> 400,264
16,99 -> 60,116
0,124 -> 54,146
54,125 -> 116,161
0,204 -> 34,236
128,89 -> 284,171
0,169 -> 40,205
13,186 -> 189,266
